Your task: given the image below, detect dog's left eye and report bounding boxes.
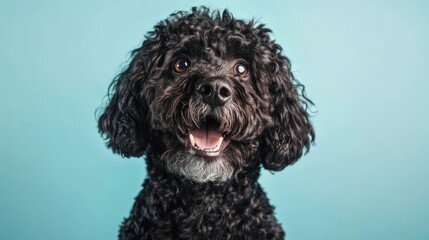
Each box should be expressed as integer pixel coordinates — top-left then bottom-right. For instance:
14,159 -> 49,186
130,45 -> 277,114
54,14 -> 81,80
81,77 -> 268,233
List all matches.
173,58 -> 191,73
233,63 -> 249,77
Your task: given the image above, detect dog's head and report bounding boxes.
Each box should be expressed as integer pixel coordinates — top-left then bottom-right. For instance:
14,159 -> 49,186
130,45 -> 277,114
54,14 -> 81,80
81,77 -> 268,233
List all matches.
98,7 -> 314,182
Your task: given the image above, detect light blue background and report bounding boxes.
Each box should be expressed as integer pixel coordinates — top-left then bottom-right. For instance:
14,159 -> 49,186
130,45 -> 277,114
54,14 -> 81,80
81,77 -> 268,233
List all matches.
1,0 -> 428,239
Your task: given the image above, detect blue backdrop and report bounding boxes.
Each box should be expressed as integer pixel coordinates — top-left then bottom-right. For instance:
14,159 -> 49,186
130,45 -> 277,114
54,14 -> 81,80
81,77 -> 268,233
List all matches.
1,0 -> 428,239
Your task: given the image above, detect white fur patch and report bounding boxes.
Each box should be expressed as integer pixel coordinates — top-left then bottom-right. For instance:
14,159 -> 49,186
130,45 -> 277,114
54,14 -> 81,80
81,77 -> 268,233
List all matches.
165,153 -> 233,183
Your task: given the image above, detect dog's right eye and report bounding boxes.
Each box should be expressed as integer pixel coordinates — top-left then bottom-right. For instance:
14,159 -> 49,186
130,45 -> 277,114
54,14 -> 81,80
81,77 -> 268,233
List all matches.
173,58 -> 191,73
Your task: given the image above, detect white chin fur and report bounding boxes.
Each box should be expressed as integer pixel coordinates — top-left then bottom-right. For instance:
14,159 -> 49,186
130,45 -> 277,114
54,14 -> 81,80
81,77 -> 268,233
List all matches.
165,153 -> 233,183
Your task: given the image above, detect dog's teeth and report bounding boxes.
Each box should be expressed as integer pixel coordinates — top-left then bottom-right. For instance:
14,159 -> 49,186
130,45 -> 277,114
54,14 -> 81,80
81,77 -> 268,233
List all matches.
189,134 -> 196,147
217,137 -> 224,146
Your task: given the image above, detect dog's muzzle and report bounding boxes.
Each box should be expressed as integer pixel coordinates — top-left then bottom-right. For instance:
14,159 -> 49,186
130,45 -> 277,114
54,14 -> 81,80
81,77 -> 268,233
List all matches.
187,78 -> 233,157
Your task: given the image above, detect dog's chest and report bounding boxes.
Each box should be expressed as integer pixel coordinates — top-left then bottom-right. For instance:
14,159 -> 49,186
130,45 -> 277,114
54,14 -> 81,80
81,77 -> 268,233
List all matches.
121,179 -> 284,239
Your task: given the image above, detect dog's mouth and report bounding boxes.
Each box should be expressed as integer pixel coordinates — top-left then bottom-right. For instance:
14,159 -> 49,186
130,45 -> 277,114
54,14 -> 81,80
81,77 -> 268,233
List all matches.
187,117 -> 230,157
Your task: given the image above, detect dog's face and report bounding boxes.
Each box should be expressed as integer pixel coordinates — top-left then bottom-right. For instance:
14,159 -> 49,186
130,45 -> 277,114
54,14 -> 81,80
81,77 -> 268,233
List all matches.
147,52 -> 272,182
98,7 -> 314,183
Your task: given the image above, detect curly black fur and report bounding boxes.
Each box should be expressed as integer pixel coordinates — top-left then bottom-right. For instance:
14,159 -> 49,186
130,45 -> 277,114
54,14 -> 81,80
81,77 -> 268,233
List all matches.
98,6 -> 314,239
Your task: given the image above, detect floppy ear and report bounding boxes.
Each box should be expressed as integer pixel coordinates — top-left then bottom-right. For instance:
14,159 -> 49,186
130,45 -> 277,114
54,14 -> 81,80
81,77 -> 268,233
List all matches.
97,50 -> 150,158
260,47 -> 315,171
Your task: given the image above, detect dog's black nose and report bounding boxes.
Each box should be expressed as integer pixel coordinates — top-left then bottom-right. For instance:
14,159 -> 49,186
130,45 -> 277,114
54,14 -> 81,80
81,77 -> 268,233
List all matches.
195,78 -> 232,107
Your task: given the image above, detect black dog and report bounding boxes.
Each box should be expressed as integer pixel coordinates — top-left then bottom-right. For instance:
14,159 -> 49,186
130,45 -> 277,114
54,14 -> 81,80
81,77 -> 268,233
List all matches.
98,7 -> 314,240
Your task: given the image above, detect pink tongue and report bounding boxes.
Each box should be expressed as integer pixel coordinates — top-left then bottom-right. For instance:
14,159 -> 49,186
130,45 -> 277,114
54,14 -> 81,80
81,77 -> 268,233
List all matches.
190,127 -> 222,149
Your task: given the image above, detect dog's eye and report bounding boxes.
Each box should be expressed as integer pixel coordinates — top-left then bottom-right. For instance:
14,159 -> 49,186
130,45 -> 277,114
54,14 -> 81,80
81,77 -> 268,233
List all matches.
173,58 -> 191,73
233,63 -> 249,77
